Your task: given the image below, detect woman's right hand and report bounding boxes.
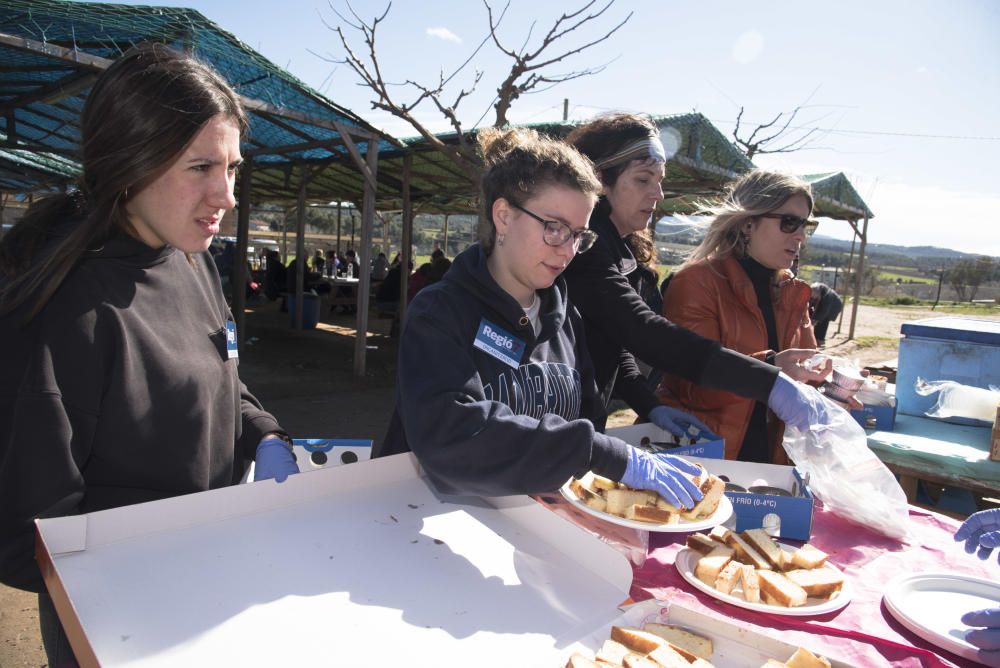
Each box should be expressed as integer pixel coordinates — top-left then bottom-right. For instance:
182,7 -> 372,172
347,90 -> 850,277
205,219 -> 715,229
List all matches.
620,447 -> 704,510
767,373 -> 838,432
774,349 -> 831,384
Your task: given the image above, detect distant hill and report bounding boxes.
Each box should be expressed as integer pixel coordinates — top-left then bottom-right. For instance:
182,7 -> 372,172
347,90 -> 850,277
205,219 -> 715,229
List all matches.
654,218 -> 997,268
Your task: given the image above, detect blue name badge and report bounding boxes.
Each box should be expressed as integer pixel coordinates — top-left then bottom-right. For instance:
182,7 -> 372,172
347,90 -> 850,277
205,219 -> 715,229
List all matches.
225,320 -> 239,359
473,318 -> 525,369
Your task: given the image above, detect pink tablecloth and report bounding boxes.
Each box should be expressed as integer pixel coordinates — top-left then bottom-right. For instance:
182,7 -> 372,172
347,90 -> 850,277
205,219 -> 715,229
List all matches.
629,505 -> 997,667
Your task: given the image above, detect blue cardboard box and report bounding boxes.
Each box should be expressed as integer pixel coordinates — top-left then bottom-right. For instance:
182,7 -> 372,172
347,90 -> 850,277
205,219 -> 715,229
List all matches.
606,424 -> 725,459
896,317 -> 1000,423
850,387 -> 897,431
687,457 -> 815,541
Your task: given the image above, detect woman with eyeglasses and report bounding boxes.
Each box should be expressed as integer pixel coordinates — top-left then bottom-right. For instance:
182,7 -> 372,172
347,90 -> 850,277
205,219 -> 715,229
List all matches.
376,127 -> 708,507
562,114 -> 833,462
656,170 -> 828,462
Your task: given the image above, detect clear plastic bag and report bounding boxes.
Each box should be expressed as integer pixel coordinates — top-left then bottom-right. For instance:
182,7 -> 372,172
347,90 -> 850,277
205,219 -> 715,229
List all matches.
914,377 -> 1000,424
782,396 -> 909,541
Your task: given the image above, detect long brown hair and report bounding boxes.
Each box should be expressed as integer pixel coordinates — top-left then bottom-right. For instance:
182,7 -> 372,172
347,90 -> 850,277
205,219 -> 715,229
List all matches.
0,43 -> 247,320
679,170 -> 814,273
476,127 -> 601,255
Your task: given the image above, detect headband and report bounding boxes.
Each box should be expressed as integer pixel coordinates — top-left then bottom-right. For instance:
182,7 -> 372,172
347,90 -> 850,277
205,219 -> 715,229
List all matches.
593,134 -> 667,170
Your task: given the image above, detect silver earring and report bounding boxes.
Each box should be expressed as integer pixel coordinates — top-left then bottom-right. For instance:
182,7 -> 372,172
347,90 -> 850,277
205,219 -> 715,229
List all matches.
497,233 -> 505,247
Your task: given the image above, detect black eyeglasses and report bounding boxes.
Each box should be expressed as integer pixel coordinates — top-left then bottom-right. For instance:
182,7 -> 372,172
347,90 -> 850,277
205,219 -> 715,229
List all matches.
758,213 -> 819,235
512,203 -> 598,253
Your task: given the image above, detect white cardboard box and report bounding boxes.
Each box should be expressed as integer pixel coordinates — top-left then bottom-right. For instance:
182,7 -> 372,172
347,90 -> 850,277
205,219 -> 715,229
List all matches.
35,454 -> 633,667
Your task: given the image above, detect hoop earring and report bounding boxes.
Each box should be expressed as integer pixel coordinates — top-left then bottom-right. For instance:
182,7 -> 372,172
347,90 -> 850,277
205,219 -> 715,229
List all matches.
497,233 -> 505,247
739,230 -> 750,257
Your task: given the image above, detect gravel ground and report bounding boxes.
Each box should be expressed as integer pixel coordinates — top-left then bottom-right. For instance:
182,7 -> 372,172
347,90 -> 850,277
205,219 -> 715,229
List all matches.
2,300 -> 997,666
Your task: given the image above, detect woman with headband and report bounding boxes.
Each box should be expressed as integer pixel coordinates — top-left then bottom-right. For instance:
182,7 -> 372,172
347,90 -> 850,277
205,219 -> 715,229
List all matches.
563,114 -> 832,453
658,171 -> 828,463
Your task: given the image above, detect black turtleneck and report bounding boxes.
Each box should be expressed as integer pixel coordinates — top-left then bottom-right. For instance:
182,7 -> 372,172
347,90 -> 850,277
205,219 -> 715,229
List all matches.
737,255 -> 779,462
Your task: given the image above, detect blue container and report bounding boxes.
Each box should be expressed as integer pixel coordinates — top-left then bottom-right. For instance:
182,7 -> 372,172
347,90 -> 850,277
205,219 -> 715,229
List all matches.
288,292 -> 320,329
896,317 -> 1000,422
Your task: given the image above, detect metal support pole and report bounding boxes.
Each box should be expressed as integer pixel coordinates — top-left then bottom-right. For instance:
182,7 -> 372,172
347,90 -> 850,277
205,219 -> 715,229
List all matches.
354,134 -> 380,377
400,154 -> 413,322
293,174 -> 307,329
847,215 -> 869,341
232,161 -> 253,349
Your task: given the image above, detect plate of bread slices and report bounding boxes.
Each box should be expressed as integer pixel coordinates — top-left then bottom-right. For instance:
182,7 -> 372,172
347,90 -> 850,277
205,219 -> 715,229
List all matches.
561,468 -> 733,532
676,527 -> 850,616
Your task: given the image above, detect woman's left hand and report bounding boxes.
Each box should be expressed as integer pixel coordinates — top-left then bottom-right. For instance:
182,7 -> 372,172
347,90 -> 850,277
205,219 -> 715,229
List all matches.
774,349 -> 831,384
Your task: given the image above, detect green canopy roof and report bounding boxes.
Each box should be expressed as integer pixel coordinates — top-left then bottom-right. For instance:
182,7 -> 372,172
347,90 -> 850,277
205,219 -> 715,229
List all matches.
802,172 -> 874,220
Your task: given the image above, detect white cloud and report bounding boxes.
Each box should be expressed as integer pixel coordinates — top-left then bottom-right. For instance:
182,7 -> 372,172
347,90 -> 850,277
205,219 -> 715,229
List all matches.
426,26 -> 461,44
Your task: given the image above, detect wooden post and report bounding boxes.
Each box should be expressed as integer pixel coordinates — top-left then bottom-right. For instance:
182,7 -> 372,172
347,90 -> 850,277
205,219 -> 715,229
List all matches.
293,173 -> 307,329
400,154 -> 413,322
232,160 -> 253,348
443,214 -> 450,256
354,133 -> 380,377
336,201 -> 342,254
848,214 -> 869,341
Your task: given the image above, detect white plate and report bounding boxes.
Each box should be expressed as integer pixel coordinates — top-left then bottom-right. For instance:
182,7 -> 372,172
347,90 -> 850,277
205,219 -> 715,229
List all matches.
675,543 -> 851,616
884,572 -> 1000,663
559,480 -> 733,532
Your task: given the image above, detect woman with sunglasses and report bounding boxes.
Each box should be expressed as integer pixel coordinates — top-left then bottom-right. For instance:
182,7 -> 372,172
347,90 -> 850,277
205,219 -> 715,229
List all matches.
563,114 -> 832,460
376,127 -> 707,508
656,170 -> 828,462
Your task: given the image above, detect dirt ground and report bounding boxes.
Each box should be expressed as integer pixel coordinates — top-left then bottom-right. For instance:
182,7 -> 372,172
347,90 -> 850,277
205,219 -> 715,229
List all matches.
2,299 -> 998,666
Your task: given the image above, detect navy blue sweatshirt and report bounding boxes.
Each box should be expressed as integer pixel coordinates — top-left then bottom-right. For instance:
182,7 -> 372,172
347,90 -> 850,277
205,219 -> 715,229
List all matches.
562,209 -> 780,413
377,244 -> 628,496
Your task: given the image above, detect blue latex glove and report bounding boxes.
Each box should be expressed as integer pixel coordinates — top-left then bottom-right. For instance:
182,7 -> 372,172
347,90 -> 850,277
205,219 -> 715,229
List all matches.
766,372 -> 834,432
961,608 -> 1000,667
647,405 -> 711,439
254,437 -> 299,483
955,508 -> 1000,564
620,446 -> 704,510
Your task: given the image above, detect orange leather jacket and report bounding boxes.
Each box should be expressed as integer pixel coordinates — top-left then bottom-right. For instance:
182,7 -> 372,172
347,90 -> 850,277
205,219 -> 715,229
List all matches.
656,255 -> 816,462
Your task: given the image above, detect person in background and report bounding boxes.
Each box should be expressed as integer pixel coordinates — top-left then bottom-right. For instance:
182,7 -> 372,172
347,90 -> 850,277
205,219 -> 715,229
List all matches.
809,282 -> 843,347
263,249 -> 286,301
311,248 -> 326,275
372,251 -> 390,281
562,113 -> 832,446
326,249 -> 340,277
955,508 -> 1000,666
0,44 -> 298,667
339,248 -> 360,278
376,126 -> 705,509
657,170 -> 829,463
407,251 -> 452,301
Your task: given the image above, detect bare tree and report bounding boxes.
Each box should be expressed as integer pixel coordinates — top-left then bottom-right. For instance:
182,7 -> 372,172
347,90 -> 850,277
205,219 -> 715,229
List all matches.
731,97 -> 834,160
324,0 -> 630,181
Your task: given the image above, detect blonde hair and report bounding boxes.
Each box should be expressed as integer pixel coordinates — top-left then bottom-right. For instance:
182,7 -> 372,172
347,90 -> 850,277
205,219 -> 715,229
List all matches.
476,127 -> 601,255
679,170 -> 813,276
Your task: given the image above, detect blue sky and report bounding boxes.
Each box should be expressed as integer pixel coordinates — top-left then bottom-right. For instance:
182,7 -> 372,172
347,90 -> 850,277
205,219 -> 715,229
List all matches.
105,0 -> 1000,256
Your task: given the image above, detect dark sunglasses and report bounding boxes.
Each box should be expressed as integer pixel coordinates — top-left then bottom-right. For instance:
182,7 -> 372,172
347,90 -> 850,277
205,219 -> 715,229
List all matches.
512,203 -> 598,253
758,213 -> 819,235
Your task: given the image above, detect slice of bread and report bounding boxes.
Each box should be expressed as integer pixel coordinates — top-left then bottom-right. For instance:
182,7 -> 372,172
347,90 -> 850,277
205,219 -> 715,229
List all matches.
723,532 -> 772,571
790,544 -> 829,570
606,489 -> 658,517
757,570 -> 808,607
695,545 -> 734,586
610,626 -> 666,655
596,638 -> 640,666
741,528 -> 785,570
645,644 -> 692,668
784,568 -> 843,598
709,525 -> 730,543
586,471 -> 619,492
642,623 -> 713,660
785,647 -> 832,668
623,655 -> 661,668
569,478 -> 608,513
685,533 -> 718,556
565,653 -> 603,668
681,475 -> 725,519
714,560 -> 743,595
625,504 -> 678,524
739,564 -> 760,603
655,496 -> 682,514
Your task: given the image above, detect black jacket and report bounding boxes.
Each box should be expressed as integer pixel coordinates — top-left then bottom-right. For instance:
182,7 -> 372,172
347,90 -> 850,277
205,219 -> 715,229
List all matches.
562,209 -> 779,414
0,232 -> 283,592
377,244 -> 628,496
